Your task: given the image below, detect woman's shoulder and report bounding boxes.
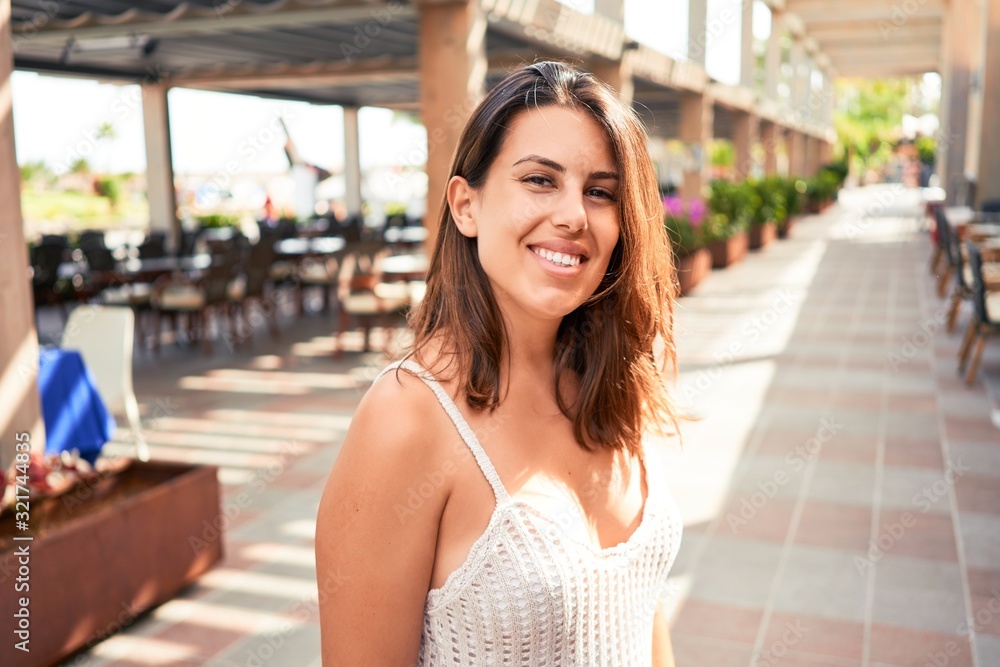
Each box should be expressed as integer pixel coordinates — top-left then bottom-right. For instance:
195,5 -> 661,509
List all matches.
350,351 -> 460,461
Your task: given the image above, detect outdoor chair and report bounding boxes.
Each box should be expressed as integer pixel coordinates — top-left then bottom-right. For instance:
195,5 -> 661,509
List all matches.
946,237 -> 1000,332
61,305 -> 150,461
933,207 -> 959,297
958,242 -> 1000,386
77,230 -> 106,251
137,233 -> 167,259
981,199 -> 1000,214
298,247 -> 349,314
177,229 -> 201,257
151,249 -> 240,355
40,234 -> 69,251
31,243 -> 70,319
230,239 -> 280,342
82,245 -> 121,295
332,241 -> 408,357
929,205 -> 947,275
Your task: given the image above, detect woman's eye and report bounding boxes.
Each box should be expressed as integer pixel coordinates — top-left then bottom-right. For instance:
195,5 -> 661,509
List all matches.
523,175 -> 553,187
588,188 -> 617,201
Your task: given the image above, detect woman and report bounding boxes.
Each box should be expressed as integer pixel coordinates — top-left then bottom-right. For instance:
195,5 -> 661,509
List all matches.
316,61 -> 683,666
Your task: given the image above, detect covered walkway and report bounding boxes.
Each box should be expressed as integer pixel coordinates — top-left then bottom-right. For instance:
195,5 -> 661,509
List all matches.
52,186 -> 1000,666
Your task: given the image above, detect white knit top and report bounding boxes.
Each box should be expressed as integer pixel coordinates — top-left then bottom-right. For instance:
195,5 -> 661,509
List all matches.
375,359 -> 684,667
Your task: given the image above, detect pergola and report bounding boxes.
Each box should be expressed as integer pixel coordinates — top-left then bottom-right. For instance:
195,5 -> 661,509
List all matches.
4,0 -> 996,464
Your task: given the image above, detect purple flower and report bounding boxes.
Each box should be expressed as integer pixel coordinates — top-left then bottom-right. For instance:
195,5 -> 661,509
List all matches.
663,196 -> 684,218
688,199 -> 706,227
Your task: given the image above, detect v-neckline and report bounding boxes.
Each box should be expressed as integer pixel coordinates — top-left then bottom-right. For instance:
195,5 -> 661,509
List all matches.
504,448 -> 655,556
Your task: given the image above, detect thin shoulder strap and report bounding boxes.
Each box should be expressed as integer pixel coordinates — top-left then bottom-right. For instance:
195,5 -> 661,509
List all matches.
376,359 -> 511,504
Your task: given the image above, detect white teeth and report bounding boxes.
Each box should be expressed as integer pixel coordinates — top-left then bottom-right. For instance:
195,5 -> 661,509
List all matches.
532,247 -> 581,267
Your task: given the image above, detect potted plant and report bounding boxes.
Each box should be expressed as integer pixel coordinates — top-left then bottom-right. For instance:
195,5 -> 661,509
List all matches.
747,180 -> 777,250
777,178 -> 804,239
0,452 -> 223,666
705,180 -> 750,268
663,197 -> 711,295
805,170 -> 840,213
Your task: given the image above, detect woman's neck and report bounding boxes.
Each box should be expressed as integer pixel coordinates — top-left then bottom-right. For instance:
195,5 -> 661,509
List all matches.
494,296 -> 561,386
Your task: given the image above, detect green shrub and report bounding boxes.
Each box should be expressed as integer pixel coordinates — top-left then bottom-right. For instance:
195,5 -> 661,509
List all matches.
94,176 -> 121,209
707,180 -> 752,240
195,213 -> 240,228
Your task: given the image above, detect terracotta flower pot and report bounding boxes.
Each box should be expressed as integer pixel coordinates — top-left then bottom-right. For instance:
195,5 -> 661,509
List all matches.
708,231 -> 748,268
777,216 -> 796,239
675,247 -> 711,295
749,222 -> 777,250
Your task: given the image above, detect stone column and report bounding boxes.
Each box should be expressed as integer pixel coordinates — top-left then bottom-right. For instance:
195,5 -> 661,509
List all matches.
789,38 -> 809,118
141,83 -> 179,252
739,0 -> 755,89
589,56 -> 634,106
594,0 -> 625,22
975,0 -> 1000,208
760,120 -> 780,176
732,111 -> 760,180
786,129 -> 806,177
417,0 -> 487,246
819,140 -> 833,168
0,0 -> 44,465
688,0 -> 708,66
937,0 -> 976,204
764,10 -> 782,101
678,91 -> 713,200
343,106 -> 362,217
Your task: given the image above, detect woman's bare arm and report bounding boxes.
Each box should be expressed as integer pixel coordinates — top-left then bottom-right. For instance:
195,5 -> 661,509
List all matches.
315,372 -> 451,665
652,601 -> 677,667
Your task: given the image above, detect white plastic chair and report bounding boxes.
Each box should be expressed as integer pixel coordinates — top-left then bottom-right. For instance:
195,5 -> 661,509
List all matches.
61,305 -> 150,461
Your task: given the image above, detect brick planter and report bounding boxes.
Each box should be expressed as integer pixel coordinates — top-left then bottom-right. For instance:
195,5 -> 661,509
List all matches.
749,222 -> 777,250
675,248 -> 711,296
0,461 -> 222,667
708,231 -> 748,269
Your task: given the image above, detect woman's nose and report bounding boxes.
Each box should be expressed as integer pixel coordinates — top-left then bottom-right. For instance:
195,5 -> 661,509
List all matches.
551,190 -> 588,233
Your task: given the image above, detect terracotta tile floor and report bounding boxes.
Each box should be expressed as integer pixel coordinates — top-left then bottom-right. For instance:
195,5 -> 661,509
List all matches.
41,185 -> 1000,666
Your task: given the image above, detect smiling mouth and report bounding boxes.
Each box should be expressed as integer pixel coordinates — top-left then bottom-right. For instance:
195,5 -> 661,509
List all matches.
529,246 -> 585,267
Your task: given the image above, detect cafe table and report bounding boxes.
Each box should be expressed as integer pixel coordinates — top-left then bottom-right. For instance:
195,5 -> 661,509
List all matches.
381,253 -> 429,282
38,348 -> 116,465
273,236 -> 346,260
274,237 -> 348,315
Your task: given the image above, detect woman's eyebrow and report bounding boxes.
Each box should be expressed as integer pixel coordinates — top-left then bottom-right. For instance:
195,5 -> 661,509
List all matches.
513,154 -> 619,180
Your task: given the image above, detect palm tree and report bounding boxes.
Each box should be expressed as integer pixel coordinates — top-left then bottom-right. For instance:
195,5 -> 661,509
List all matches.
95,122 -> 117,174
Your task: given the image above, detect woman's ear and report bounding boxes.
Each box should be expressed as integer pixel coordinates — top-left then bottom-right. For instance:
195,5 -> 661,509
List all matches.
447,175 -> 478,238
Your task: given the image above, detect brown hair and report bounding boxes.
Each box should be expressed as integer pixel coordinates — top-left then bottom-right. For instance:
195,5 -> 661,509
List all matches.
405,61 -> 679,455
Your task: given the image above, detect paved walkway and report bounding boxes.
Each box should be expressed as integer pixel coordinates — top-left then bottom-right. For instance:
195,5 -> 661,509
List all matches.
51,186 -> 1000,667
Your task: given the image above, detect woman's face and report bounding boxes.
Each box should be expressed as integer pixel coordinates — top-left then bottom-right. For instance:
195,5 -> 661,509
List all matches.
451,105 -> 621,323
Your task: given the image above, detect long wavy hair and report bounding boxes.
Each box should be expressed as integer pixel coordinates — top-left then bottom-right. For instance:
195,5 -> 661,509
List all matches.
405,61 -> 679,455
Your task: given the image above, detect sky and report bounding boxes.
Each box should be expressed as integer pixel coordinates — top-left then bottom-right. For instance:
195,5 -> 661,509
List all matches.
11,0 -> 752,176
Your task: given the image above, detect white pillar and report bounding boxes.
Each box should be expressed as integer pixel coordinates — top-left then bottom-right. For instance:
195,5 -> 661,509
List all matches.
765,10 -> 782,101
594,0 -> 624,22
821,70 -> 834,126
0,0 -> 44,465
343,106 -> 362,217
789,38 -> 809,118
739,0 -> 755,89
141,83 -> 178,252
688,0 -> 708,66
